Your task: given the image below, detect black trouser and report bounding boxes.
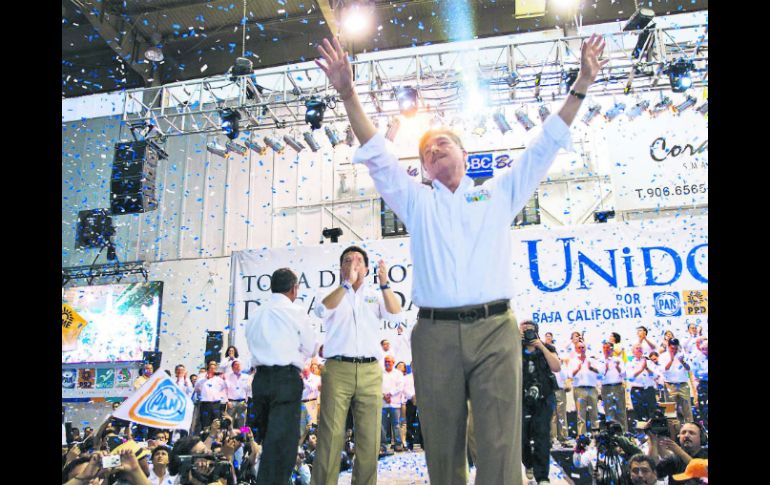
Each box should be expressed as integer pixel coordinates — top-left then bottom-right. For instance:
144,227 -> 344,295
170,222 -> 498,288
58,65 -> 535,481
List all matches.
630,387 -> 658,424
250,365 -> 302,485
696,380 -> 708,430
405,400 -> 421,448
522,394 -> 555,482
199,401 -> 222,429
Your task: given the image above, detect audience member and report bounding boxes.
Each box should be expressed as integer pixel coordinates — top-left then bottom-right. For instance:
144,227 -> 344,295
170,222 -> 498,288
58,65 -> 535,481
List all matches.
148,445 -> 174,485
133,364 -> 154,391
647,422 -> 707,485
597,340 -> 628,432
569,341 -> 601,436
628,454 -> 665,485
627,344 -> 659,426
551,357 -> 571,446
224,359 -> 251,428
636,327 -> 657,355
194,361 -> 227,429
657,339 -> 694,423
381,355 -> 405,454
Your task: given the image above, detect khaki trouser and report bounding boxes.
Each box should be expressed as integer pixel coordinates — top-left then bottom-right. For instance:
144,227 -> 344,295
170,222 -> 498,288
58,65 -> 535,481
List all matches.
665,382 -> 694,423
412,309 -> 522,485
551,388 -> 569,442
600,383 -> 628,432
573,387 -> 599,436
311,359 -> 382,485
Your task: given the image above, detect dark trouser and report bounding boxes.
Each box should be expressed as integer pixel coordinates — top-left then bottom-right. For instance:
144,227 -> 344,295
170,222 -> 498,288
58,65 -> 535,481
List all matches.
380,407 -> 402,449
522,394 -> 555,483
251,365 -> 303,485
696,380 -> 708,430
199,401 -> 222,429
405,400 -> 421,449
630,387 -> 658,424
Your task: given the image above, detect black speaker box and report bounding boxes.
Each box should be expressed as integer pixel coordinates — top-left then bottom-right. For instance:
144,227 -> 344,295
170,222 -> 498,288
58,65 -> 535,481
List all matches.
204,331 -> 224,367
110,141 -> 159,215
76,209 -> 114,248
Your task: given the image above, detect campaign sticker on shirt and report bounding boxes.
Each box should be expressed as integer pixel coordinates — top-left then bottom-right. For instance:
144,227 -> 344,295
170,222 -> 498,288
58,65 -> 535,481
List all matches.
465,188 -> 492,203
365,296 -> 378,305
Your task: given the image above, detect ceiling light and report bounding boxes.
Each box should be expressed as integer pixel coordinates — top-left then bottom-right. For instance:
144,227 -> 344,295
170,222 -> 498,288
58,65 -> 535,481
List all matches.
673,95 -> 697,114
303,132 -> 321,152
305,97 -> 327,130
582,104 -> 602,124
225,140 -> 248,155
627,100 -> 650,120
345,125 -> 355,146
324,125 -> 342,147
144,47 -> 164,62
322,227 -> 343,243
245,136 -> 267,155
651,96 -> 673,116
220,109 -> 241,140
538,105 -> 551,123
562,68 -> 579,92
624,7 -> 656,31
206,141 -> 228,157
283,134 -> 305,152
396,87 -> 419,117
604,102 -> 626,121
515,108 -> 535,131
696,101 -> 708,116
230,57 -> 254,78
264,136 -> 285,153
665,59 -> 695,93
341,2 -> 375,39
493,112 -> 511,134
594,210 -> 616,223
385,117 -> 401,141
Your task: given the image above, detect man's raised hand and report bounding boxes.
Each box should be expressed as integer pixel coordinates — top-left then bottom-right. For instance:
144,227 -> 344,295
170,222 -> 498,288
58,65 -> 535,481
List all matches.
315,37 -> 354,99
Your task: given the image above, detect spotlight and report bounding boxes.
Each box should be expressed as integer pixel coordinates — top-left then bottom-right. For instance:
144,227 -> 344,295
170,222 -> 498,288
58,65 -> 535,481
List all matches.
322,227 -> 343,243
264,136 -> 285,153
696,101 -> 708,116
245,136 -> 267,155
473,117 -> 487,137
220,109 -> 241,140
345,125 -> 355,146
515,108 -> 535,131
305,97 -> 327,130
303,132 -> 321,152
230,57 -> 254,78
627,100 -> 650,120
562,68 -> 579,92
324,125 -> 342,147
341,1 -> 375,39
674,95 -> 697,114
582,104 -> 602,124
144,33 -> 164,62
283,134 -> 305,152
385,117 -> 401,141
493,112 -> 512,134
538,105 -> 551,123
594,210 -> 616,223
651,97 -> 672,117
506,70 -> 521,87
604,102 -> 626,121
665,59 -> 695,93
225,140 -> 248,155
396,87 -> 419,117
623,7 -> 656,31
206,141 -> 228,157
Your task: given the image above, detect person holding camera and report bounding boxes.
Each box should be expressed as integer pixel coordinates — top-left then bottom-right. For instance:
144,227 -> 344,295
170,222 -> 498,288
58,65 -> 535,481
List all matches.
572,421 -> 642,485
519,320 -> 561,485
569,341 -> 601,437
646,421 -> 707,485
168,435 -> 235,485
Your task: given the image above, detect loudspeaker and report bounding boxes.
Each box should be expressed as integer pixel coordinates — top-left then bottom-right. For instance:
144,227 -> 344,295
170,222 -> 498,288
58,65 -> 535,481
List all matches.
142,351 -> 162,371
76,209 -> 114,248
204,331 -> 224,367
110,141 -> 159,214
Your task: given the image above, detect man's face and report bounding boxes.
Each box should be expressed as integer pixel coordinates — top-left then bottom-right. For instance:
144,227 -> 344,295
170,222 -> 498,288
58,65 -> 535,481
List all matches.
701,341 -> 708,357
384,357 -> 394,371
649,353 -> 659,363
637,328 -> 647,339
571,332 -> 581,343
175,366 -> 185,378
629,460 -> 658,485
153,449 -> 169,465
688,325 -> 698,336
576,342 -> 586,356
190,375 -> 198,385
341,251 -> 367,281
678,423 -> 702,453
603,342 -> 612,356
396,362 -> 406,374
144,364 -> 154,376
519,322 -> 535,334
308,434 -> 317,449
544,333 -> 554,344
382,340 -> 391,351
310,363 -> 320,375
632,346 -> 643,359
668,343 -> 679,355
420,133 -> 466,181
207,363 -> 217,375
232,361 -> 242,374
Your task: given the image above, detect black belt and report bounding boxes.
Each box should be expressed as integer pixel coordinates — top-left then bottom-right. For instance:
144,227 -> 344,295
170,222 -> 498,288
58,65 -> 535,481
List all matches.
603,383 -> 623,386
257,364 -> 300,373
328,355 -> 377,364
576,385 -> 596,389
418,300 -> 510,323
302,398 -> 318,403
229,399 -> 246,403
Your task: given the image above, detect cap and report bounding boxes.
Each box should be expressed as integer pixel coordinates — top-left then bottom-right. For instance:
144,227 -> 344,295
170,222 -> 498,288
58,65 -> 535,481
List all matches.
113,439 -> 151,461
672,458 -> 708,480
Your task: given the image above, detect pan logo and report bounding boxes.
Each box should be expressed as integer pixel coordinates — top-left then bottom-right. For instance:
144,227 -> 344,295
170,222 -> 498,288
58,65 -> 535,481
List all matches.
653,292 -> 682,317
135,380 -> 186,423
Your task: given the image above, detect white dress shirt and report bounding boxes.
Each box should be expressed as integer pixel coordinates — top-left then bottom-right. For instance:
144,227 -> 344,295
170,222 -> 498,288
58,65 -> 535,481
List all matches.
302,372 -> 321,401
625,357 -> 657,389
569,356 -> 600,388
657,351 -> 690,383
596,354 -> 625,385
245,293 -> 318,370
315,284 -> 395,359
690,351 -> 708,381
382,368 -> 405,408
173,377 -> 194,397
148,468 -> 176,485
391,327 -> 413,364
220,356 -> 240,374
403,372 -> 415,401
553,367 -> 570,389
194,374 -> 227,403
225,371 -> 252,401
352,115 -> 572,308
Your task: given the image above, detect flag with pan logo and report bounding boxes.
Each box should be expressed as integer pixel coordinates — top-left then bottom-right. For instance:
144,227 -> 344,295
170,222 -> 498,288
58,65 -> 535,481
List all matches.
112,370 -> 194,429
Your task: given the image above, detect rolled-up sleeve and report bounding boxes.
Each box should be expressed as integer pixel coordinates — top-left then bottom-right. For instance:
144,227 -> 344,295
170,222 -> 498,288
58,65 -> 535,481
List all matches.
352,133 -> 418,227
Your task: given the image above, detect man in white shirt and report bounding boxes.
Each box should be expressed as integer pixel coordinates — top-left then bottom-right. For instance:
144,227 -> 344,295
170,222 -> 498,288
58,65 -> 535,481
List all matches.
245,267 -> 318,485
627,344 -> 659,426
300,363 -> 322,434
636,327 -> 658,356
311,247 -> 401,485
551,357 -> 571,446
173,364 -> 194,398
148,445 -> 175,485
380,355 -> 405,453
224,360 -> 251,428
390,324 -> 413,365
194,361 -> 227,429
598,341 -> 628,432
314,33 -> 607,485
657,338 -> 694,423
569,341 -> 601,437
380,339 -> 395,368
681,323 -> 703,356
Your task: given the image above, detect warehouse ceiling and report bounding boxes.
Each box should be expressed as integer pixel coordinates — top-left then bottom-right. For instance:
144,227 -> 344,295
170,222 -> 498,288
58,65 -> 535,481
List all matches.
62,0 -> 708,98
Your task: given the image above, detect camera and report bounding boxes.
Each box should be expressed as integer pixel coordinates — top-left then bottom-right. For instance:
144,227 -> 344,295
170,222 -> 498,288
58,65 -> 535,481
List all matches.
177,453 -> 232,485
647,411 -> 671,437
523,382 -> 542,409
522,328 -> 539,343
221,417 -> 232,429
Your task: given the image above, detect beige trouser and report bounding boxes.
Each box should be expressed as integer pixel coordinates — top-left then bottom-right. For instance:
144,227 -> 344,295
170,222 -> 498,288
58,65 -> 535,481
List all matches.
573,387 -> 599,436
311,359 -> 382,485
665,382 -> 694,423
551,388 -> 569,442
412,309 -> 522,485
600,383 -> 628,432
400,403 -> 407,446
300,399 -> 319,435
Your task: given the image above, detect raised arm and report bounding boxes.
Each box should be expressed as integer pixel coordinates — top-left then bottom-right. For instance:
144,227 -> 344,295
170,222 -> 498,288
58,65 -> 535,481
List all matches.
557,34 -> 608,126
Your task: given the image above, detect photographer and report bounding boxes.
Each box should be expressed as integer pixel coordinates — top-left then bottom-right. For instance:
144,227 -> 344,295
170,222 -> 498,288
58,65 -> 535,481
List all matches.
646,421 -> 707,485
572,421 -> 641,485
627,454 -> 664,485
169,434 -> 235,485
63,449 -> 152,485
519,320 -> 560,485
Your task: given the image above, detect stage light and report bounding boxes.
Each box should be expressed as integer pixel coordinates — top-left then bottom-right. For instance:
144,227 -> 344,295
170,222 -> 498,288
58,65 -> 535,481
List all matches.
322,227 -> 343,243
605,102 -> 626,121
674,95 -> 697,114
627,100 -> 650,120
594,210 -> 615,223
515,108 -> 535,131
538,105 -> 551,123
624,7 -> 655,31
284,134 -> 305,153
225,140 -> 248,155
665,59 -> 695,93
206,141 -> 228,157
245,136 -> 267,155
582,104 -> 602,124
385,117 -> 401,141
562,68 -> 579,92
396,87 -> 419,117
550,0 -> 578,12
303,132 -> 321,152
220,109 -> 241,140
493,112 -> 512,134
264,136 -> 285,153
144,33 -> 164,62
345,125 -> 356,146
341,2 -> 375,39
507,70 -> 521,87
696,101 -> 708,116
230,57 -> 254,78
651,96 -> 673,116
305,97 -> 327,130
325,125 -> 342,147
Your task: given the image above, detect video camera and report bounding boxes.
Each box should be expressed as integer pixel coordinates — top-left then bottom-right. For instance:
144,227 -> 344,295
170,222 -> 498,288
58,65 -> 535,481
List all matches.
176,453 -> 232,485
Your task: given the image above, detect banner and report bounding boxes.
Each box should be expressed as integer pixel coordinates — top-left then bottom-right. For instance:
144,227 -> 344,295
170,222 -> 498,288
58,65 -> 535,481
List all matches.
112,370 -> 194,430
230,216 -> 707,364
603,111 -> 708,211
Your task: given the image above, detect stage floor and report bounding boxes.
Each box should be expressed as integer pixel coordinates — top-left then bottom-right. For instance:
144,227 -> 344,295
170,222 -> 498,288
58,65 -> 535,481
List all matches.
337,449 -> 575,484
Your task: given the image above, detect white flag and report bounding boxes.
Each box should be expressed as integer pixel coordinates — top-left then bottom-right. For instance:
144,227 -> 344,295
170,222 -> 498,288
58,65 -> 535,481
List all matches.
112,370 -> 194,430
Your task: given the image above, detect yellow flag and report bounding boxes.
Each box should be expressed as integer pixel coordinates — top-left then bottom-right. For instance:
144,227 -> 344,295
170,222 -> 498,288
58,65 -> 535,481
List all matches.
62,303 -> 88,352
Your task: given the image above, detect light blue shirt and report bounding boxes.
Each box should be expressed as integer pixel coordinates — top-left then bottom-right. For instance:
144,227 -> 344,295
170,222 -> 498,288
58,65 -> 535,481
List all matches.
353,114 -> 572,307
